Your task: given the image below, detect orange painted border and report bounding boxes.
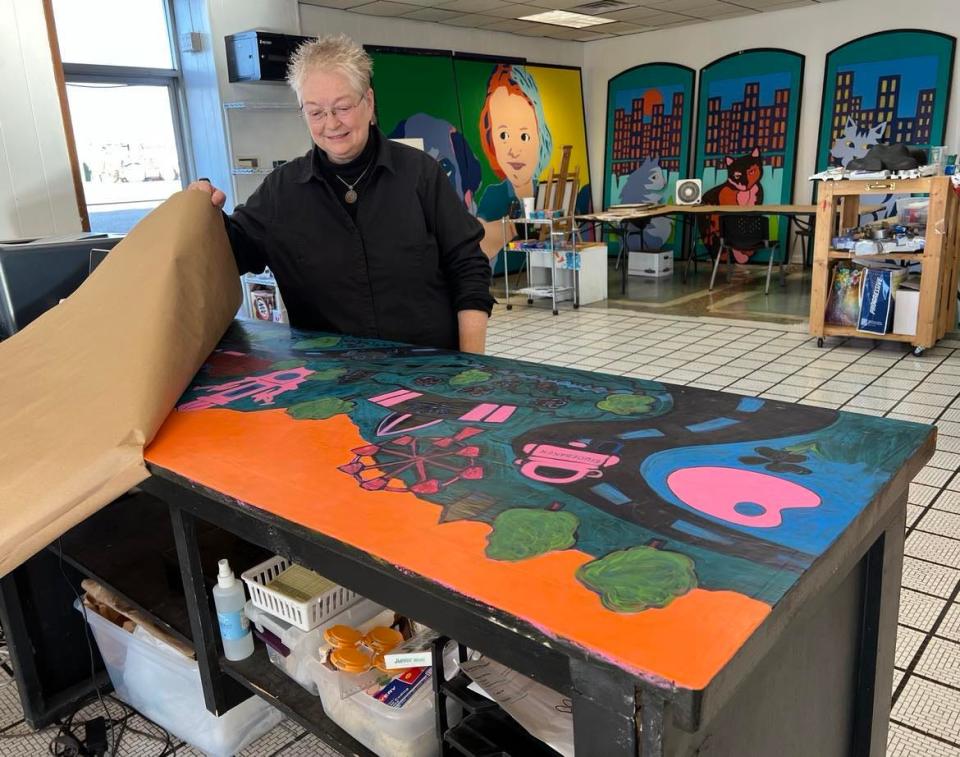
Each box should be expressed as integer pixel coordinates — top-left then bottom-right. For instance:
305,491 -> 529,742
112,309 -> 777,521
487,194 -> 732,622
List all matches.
146,408 -> 770,689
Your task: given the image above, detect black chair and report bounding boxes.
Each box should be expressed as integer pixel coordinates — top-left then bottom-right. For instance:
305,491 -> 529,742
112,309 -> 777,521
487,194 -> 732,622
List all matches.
790,216 -> 814,267
709,214 -> 784,295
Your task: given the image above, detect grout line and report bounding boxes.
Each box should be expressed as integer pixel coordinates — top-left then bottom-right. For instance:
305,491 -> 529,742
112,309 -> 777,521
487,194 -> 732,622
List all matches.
892,578 -> 960,706
889,718 -> 960,749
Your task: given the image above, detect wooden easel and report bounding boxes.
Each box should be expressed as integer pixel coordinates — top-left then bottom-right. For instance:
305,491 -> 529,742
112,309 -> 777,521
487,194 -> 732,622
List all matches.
539,145 -> 580,240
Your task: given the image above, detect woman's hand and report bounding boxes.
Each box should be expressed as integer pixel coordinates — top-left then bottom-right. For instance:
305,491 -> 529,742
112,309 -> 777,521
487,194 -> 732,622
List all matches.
187,179 -> 227,209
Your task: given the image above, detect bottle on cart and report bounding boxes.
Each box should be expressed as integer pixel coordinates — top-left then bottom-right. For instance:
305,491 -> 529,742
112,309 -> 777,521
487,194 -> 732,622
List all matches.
212,558 -> 254,661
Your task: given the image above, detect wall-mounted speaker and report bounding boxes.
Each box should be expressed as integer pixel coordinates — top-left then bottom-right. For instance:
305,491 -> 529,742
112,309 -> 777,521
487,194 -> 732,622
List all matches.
675,178 -> 703,205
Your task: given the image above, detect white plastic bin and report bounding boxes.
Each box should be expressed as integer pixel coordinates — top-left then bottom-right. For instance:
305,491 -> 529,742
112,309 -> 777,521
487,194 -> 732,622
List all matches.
305,603 -> 458,757
76,600 -> 282,757
244,598 -> 387,695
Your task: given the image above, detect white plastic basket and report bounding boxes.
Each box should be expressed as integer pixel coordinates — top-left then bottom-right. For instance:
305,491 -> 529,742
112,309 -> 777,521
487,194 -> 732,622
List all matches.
241,555 -> 360,632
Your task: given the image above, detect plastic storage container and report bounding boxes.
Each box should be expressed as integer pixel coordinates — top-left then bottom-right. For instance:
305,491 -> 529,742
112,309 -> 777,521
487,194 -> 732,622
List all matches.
241,555 -> 360,632
244,598 -> 388,695
76,600 -> 282,757
897,197 -> 930,227
306,603 -> 458,757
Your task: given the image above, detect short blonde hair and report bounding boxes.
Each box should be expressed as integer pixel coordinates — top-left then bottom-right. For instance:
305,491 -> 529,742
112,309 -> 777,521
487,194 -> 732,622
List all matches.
287,33 -> 373,102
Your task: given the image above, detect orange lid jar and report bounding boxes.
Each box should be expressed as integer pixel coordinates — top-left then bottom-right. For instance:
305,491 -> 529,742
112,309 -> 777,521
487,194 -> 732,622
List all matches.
324,624 -> 363,649
329,647 -> 373,673
365,626 -> 404,654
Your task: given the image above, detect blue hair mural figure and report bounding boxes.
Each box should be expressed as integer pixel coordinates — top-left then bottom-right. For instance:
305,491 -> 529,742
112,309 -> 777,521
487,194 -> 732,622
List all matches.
389,113 -> 482,213
475,64 -> 554,222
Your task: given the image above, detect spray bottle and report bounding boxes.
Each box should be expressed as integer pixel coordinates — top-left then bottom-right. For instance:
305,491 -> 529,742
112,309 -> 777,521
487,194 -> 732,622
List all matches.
212,559 -> 254,661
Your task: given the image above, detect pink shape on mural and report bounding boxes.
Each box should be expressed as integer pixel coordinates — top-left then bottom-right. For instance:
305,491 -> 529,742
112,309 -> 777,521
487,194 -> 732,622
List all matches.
178,367 -> 315,411
666,466 -> 821,528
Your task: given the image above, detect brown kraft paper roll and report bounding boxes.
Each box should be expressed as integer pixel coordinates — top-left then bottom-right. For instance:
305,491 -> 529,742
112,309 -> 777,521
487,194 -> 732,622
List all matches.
0,191 -> 241,576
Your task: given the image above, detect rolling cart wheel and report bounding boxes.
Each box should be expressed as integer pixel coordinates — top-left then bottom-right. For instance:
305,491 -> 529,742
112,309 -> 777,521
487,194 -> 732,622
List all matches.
573,303 -> 580,309
913,346 -> 925,357
506,303 -> 513,310
817,338 -> 824,348
552,309 -> 559,316
527,298 -> 534,305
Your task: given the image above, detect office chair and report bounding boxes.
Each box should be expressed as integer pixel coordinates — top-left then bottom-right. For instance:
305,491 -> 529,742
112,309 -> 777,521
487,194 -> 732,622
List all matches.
709,215 -> 784,295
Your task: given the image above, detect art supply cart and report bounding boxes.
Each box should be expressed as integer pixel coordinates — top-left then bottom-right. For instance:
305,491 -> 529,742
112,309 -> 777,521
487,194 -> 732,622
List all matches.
500,215 -> 582,315
809,176 -> 960,354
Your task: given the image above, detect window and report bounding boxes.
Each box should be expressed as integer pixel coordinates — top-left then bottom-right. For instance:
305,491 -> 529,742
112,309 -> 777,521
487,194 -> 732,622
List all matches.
51,0 -> 188,233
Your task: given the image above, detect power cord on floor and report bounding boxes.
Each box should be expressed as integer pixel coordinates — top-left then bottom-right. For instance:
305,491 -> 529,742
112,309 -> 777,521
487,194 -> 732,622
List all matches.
52,541 -> 176,756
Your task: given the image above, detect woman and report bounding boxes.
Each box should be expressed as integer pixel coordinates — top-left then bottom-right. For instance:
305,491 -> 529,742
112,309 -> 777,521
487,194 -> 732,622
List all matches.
476,64 -> 553,224
189,34 -> 493,353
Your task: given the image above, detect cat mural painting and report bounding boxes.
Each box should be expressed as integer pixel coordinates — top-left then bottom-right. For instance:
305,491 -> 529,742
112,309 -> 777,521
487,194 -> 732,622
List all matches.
698,146 -> 764,262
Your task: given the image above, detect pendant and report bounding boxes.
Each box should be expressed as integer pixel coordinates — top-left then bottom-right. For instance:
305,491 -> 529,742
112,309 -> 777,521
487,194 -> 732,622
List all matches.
344,189 -> 358,204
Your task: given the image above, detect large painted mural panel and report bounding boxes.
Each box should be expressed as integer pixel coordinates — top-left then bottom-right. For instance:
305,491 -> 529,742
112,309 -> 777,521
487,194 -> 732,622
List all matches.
815,30 -> 955,221
603,63 -> 695,256
146,320 -> 931,690
369,49 -> 481,214
453,59 -> 592,223
693,49 -> 804,261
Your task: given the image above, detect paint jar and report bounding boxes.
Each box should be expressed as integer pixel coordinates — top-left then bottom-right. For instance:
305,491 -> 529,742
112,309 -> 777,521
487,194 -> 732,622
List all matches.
930,146 -> 947,173
522,196 -> 535,218
329,646 -> 373,673
324,625 -> 363,649
372,653 -> 405,676
364,626 -> 404,654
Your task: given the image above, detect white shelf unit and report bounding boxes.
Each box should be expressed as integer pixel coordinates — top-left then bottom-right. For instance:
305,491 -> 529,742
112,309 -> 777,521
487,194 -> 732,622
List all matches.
222,99 -> 307,206
241,271 -> 288,324
500,216 -> 582,315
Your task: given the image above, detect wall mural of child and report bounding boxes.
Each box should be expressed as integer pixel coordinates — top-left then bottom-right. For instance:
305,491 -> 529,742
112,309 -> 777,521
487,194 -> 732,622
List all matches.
476,64 -> 554,222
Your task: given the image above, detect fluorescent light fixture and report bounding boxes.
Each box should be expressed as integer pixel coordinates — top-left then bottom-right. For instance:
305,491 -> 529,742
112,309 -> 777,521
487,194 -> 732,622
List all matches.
519,9 -> 615,27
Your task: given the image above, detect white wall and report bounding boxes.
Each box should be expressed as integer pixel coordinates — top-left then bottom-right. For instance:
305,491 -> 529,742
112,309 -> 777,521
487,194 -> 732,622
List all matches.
172,0 -> 582,211
582,0 -> 960,210
0,0 -> 81,239
299,3 -> 582,67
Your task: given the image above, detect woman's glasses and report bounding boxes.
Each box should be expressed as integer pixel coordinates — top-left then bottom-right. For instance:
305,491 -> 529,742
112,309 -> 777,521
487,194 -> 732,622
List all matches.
302,95 -> 365,124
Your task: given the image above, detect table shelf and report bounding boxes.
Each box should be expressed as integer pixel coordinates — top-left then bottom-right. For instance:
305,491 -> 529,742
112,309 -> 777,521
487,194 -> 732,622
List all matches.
220,646 -> 375,756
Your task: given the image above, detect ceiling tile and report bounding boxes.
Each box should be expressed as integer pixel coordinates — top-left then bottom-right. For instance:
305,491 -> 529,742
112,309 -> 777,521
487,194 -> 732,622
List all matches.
437,0 -> 505,12
761,0 -> 813,9
302,0 -> 375,9
351,0 -> 421,14
631,10 -> 698,24
597,20 -> 652,34
524,0 -> 608,9
480,18 -> 547,31
642,0 -> 724,10
399,6 -> 463,20
484,3 -> 547,18
602,5 -> 681,21
441,12 -> 502,25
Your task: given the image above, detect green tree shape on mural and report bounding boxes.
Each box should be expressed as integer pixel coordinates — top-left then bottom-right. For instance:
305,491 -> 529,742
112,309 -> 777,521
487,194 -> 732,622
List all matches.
485,508 -> 579,561
288,397 -> 355,420
597,393 -> 656,415
577,546 -> 697,613
450,369 -> 493,386
293,336 -> 342,349
306,367 -> 348,382
270,359 -> 307,371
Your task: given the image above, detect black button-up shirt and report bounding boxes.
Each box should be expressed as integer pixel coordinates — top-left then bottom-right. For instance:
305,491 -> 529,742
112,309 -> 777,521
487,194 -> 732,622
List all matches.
224,130 -> 494,350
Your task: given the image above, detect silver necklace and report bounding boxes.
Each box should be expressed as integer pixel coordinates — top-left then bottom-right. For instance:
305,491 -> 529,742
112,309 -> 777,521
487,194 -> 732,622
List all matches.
334,158 -> 375,204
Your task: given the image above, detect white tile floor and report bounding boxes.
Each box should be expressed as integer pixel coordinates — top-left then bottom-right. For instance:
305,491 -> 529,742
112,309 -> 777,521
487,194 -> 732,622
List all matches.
2,303 -> 960,755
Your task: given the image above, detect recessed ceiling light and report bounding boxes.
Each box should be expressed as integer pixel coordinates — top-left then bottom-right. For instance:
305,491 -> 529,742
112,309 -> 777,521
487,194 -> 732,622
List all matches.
519,10 -> 615,27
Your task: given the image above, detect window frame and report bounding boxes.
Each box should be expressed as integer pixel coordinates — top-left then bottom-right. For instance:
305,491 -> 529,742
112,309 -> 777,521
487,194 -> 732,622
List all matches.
49,0 -> 194,230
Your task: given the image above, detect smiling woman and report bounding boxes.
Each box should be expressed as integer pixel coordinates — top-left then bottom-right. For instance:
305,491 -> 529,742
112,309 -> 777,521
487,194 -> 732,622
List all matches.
187,34 -> 495,354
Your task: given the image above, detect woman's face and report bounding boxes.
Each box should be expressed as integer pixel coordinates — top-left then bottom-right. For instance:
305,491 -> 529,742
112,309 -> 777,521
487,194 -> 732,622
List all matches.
488,87 -> 540,193
300,70 -> 374,164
